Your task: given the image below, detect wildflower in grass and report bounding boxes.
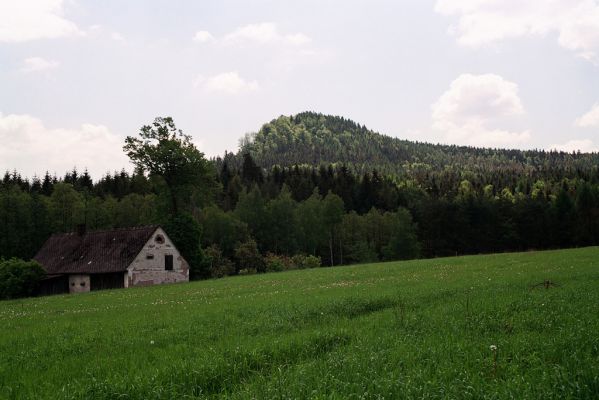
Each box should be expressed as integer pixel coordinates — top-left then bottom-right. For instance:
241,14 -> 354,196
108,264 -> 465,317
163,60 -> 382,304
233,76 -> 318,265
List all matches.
490,345 -> 497,352
150,340 -> 155,345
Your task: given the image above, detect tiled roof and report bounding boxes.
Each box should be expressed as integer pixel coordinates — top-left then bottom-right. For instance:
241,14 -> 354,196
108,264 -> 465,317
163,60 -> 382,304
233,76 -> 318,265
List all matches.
34,226 -> 159,274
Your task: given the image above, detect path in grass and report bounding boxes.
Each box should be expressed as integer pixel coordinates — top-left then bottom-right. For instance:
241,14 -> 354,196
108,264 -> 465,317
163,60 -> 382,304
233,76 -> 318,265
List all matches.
1,247 -> 598,399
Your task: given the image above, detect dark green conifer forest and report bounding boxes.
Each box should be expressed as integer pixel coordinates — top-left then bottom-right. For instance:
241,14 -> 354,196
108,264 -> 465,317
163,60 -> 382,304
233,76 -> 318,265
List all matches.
2,112 -> 598,279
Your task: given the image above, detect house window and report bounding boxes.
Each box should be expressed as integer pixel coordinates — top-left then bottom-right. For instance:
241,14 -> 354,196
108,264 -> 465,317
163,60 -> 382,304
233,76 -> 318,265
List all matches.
146,254 -> 154,260
165,254 -> 173,271
155,234 -> 165,244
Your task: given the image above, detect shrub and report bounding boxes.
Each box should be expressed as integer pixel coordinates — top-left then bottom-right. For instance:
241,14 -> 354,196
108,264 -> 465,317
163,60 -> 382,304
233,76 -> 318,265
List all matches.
238,268 -> 257,276
234,239 -> 265,273
0,258 -> 45,300
303,255 -> 322,269
204,245 -> 235,279
291,254 -> 322,269
264,253 -> 294,273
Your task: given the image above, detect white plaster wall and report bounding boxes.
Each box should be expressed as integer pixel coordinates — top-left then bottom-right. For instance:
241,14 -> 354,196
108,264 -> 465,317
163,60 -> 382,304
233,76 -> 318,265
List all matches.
127,227 -> 189,287
69,274 -> 90,293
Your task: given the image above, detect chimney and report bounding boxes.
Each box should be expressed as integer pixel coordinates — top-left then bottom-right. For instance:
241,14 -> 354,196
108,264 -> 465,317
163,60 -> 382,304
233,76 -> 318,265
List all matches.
76,224 -> 87,236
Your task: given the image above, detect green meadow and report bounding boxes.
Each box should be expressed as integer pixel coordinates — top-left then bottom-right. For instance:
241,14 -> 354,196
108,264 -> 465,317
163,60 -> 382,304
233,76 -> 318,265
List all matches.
1,248 -> 598,399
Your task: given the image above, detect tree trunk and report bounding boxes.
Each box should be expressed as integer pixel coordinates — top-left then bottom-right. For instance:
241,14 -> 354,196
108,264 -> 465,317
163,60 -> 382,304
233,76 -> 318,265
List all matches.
329,231 -> 334,266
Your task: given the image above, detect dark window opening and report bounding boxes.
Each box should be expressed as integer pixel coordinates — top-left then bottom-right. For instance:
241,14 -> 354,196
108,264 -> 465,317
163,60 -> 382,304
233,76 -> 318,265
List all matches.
165,254 -> 173,271
155,234 -> 165,244
146,254 -> 154,260
80,282 -> 85,287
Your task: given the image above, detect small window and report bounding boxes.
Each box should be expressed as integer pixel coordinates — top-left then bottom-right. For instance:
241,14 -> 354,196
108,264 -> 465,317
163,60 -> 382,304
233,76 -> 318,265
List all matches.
146,254 -> 154,260
71,282 -> 75,287
155,234 -> 165,244
80,282 -> 85,287
165,254 -> 173,271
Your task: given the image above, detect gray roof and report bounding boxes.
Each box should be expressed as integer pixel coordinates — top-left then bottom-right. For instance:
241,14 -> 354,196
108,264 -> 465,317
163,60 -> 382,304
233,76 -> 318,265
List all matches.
34,226 -> 159,274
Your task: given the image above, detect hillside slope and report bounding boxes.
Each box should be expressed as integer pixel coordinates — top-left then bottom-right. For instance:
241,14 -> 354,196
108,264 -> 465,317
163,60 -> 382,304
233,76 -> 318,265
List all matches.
2,247 -> 598,398
236,111 -> 599,179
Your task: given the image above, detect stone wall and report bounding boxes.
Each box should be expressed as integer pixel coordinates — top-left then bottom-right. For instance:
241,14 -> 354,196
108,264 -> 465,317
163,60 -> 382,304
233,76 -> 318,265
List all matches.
68,274 -> 90,293
127,227 -> 189,287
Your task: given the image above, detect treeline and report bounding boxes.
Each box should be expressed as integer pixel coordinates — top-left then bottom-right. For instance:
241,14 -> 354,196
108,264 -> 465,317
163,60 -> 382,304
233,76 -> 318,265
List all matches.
215,155 -> 599,257
2,153 -> 599,276
0,163 -> 420,274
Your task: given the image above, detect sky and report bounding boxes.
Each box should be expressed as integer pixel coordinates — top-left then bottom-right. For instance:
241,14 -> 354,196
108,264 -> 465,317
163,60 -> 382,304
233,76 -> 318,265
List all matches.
1,0 -> 599,179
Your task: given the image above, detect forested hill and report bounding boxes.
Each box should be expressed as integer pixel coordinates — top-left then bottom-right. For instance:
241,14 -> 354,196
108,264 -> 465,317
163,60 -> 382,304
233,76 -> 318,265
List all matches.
232,111 -> 599,180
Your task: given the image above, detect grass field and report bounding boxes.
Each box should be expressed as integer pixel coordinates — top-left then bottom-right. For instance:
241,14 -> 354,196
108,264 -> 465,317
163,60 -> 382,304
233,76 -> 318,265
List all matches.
1,248 -> 598,399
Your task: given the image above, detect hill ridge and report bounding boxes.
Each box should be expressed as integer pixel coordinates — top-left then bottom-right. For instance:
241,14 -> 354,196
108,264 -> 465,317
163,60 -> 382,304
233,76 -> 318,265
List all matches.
231,111 -> 598,179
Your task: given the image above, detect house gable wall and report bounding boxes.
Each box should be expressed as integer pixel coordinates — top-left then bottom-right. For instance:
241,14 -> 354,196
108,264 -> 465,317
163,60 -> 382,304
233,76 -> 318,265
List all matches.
127,227 -> 189,286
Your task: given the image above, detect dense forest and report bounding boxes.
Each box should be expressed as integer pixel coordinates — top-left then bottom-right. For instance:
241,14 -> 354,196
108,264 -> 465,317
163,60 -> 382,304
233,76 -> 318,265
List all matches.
229,111 -> 599,185
1,113 -> 599,281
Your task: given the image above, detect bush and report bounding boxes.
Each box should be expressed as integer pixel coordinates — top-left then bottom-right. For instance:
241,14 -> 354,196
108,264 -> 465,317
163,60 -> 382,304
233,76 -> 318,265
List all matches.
238,268 -> 257,276
234,239 -> 265,273
303,255 -> 322,269
291,254 -> 322,269
264,253 -> 294,272
0,258 -> 45,300
204,245 -> 235,279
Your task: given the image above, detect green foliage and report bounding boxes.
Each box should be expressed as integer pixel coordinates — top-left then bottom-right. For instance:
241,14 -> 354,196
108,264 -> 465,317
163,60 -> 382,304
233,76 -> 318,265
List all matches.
264,186 -> 297,255
162,213 -> 205,280
1,248 -> 599,398
234,239 -> 265,274
239,111 -> 599,183
49,182 -> 84,232
0,258 -> 45,299
124,117 -> 216,215
381,208 -> 421,260
199,206 -> 249,258
204,245 -> 235,279
264,253 -> 291,272
234,186 -> 268,249
295,189 -> 326,255
289,254 -> 322,270
323,191 -> 345,266
0,185 -> 49,260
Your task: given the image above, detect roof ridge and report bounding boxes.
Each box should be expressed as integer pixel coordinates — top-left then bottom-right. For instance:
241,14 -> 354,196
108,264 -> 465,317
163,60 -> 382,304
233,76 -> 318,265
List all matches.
51,225 -> 160,237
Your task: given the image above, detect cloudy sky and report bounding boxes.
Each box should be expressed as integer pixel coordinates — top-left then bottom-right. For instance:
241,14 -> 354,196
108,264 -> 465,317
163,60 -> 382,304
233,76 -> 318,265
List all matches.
1,0 -> 599,179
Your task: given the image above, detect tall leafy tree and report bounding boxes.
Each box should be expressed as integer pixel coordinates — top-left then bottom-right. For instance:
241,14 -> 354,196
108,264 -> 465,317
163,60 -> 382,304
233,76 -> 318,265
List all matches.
124,117 -> 216,216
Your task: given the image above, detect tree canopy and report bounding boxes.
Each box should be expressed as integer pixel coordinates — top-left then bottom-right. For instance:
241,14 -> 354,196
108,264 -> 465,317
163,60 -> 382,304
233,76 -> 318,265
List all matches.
124,117 -> 216,216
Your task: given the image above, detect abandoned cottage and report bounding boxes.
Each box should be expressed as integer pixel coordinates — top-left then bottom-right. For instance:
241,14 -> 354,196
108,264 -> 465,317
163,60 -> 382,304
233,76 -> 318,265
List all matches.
34,225 -> 189,295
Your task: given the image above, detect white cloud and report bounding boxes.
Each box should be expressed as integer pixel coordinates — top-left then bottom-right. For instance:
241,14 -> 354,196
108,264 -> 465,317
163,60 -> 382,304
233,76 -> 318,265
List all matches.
0,112 -> 129,179
0,0 -> 83,43
575,103 -> 599,127
435,0 -> 599,63
193,72 -> 259,95
87,25 -> 127,43
549,139 -> 598,153
193,30 -> 214,43
432,74 -> 530,147
110,32 -> 125,42
21,57 -> 59,72
223,23 -> 311,46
